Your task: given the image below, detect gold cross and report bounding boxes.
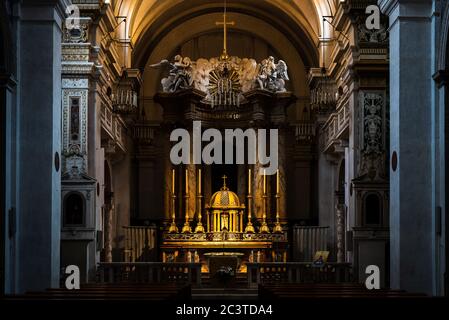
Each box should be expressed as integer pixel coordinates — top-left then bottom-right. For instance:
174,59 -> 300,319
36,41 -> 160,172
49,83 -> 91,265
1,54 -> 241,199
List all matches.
221,175 -> 228,187
216,0 -> 234,58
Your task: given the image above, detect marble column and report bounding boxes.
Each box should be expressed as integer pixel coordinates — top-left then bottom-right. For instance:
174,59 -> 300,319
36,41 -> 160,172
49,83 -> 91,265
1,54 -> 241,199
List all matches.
380,0 -> 434,294
336,204 -> 346,263
103,203 -> 113,263
17,0 -> 69,292
186,163 -> 196,230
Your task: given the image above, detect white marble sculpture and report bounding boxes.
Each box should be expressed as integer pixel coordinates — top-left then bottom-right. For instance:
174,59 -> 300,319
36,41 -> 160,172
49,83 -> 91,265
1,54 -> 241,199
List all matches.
151,55 -> 289,98
150,55 -> 193,92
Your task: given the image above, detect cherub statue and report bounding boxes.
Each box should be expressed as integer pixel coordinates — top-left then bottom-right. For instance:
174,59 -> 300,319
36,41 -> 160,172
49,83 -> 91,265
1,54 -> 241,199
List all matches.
150,55 -> 193,92
256,57 -> 289,92
270,60 -> 289,92
256,56 -> 277,90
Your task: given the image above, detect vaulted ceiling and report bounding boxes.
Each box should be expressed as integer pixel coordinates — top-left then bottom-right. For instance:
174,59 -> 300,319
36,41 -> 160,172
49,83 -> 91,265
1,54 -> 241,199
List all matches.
109,0 -> 338,69
106,0 -> 338,121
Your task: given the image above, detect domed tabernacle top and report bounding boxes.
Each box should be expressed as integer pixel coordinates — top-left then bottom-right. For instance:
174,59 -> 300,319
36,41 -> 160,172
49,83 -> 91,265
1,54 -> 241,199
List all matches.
209,175 -> 241,208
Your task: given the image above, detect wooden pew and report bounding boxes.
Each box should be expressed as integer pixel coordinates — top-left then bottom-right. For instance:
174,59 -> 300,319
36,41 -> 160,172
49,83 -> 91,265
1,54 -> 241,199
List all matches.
4,283 -> 191,301
259,283 -> 427,299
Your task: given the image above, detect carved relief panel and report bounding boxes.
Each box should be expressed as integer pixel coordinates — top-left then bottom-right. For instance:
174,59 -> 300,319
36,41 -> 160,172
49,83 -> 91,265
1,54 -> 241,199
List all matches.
62,79 -> 89,178
357,91 -> 388,180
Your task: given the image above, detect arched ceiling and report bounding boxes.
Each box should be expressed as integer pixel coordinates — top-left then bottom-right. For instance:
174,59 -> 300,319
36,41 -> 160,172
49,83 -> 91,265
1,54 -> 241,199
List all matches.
142,12 -> 309,96
105,0 -> 337,122
109,0 -> 337,69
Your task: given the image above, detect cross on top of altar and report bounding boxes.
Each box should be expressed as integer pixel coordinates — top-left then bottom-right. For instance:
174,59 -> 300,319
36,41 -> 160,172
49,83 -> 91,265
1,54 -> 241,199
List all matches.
216,0 -> 235,60
221,175 -> 228,190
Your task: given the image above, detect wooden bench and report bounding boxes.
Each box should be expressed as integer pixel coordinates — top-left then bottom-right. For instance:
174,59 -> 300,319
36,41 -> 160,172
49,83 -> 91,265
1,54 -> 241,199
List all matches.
259,283 -> 427,299
4,283 -> 191,300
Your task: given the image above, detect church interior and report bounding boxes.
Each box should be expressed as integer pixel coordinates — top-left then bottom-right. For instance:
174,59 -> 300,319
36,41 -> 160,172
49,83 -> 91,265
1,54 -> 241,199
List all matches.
0,0 -> 448,301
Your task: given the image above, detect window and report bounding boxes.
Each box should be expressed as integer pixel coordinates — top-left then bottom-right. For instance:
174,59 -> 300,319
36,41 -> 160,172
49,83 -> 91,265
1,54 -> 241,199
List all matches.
64,193 -> 85,226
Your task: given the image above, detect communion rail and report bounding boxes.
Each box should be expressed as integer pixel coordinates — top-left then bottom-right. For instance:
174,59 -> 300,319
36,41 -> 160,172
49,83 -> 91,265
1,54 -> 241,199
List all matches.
97,262 -> 202,286
97,262 -> 352,288
246,262 -> 352,288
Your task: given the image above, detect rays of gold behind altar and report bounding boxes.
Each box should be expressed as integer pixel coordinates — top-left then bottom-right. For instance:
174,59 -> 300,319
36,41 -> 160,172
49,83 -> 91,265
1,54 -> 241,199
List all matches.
150,0 -> 290,108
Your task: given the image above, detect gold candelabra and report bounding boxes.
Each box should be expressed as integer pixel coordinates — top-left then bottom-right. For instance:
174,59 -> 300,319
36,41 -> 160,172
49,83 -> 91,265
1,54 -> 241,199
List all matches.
273,169 -> 283,233
260,169 -> 270,233
195,168 -> 205,233
245,168 -> 255,233
182,168 -> 192,233
168,169 -> 178,233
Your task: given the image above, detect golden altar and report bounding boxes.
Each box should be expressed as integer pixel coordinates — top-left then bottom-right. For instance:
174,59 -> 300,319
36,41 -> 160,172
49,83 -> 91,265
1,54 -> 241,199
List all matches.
161,173 -> 288,273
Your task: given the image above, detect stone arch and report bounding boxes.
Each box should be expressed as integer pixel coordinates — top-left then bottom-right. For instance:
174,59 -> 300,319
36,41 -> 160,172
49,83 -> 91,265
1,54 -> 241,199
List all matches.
362,192 -> 382,226
63,192 -> 86,226
130,1 -> 319,69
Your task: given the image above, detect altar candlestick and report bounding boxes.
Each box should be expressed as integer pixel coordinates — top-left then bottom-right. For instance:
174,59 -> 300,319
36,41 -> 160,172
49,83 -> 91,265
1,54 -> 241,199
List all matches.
274,169 -> 282,233
198,168 -> 201,193
248,168 -> 252,194
195,168 -> 204,233
245,168 -> 255,233
172,169 -> 175,194
168,168 -> 178,233
185,169 -> 188,194
182,168 -> 191,233
260,169 -> 270,233
276,169 -> 280,194
263,169 -> 266,194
